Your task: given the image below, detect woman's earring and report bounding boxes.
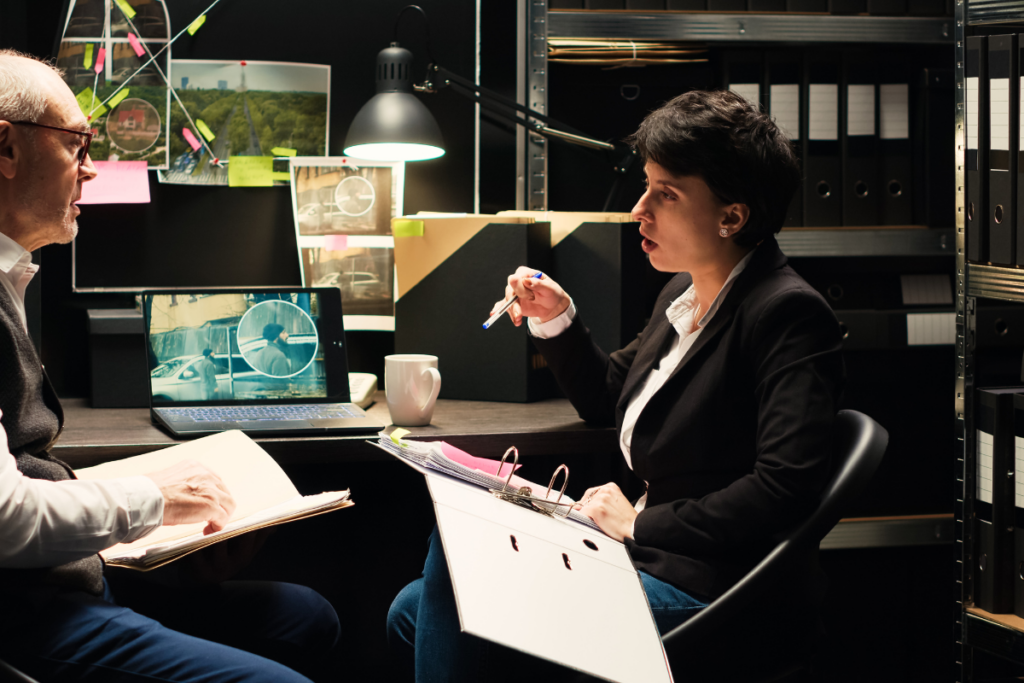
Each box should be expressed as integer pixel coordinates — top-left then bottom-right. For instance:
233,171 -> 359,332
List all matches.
719,228 -> 730,237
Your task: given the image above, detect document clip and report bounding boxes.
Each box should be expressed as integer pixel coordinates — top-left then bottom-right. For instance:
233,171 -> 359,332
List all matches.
489,446 -> 573,519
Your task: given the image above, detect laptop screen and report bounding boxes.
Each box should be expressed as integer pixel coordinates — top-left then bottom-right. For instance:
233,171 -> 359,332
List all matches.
143,289 -> 350,406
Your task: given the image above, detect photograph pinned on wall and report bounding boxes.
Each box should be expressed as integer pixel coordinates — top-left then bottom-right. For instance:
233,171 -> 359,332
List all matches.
290,157 -> 405,331
57,0 -> 172,168
158,60 -> 330,186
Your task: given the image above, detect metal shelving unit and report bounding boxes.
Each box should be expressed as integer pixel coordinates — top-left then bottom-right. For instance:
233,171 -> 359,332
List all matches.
548,11 -> 952,45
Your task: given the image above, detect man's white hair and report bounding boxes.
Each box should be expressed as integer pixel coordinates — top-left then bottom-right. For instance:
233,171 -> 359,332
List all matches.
0,49 -> 63,123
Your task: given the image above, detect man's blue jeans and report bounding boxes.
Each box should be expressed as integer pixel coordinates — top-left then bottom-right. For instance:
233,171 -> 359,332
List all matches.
387,526 -> 707,682
0,576 -> 341,683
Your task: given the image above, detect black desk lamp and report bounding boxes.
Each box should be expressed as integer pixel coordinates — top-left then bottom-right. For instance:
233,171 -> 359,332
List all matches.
344,5 -> 631,184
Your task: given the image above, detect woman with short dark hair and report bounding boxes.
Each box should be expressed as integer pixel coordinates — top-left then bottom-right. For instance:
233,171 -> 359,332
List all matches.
387,89 -> 845,682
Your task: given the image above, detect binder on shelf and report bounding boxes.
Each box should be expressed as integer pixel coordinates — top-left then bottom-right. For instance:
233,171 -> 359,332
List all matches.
878,63 -> 914,225
1013,393 -> 1024,618
767,51 -> 803,227
988,34 -> 1018,266
374,431 -> 673,683
967,37 -> 989,261
975,387 -> 1021,615
723,50 -> 764,110
1017,38 -> 1024,265
804,55 -> 843,227
748,0 -> 786,9
786,0 -> 827,9
393,214 -> 552,403
841,53 -> 879,226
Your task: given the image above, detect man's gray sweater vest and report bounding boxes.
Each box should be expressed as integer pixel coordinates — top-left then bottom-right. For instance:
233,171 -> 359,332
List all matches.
0,286 -> 104,595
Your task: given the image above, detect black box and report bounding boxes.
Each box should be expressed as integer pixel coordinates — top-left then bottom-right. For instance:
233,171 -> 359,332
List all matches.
394,217 -> 552,402
88,309 -> 149,408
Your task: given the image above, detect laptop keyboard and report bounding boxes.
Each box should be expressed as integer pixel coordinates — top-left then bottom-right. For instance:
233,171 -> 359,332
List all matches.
161,403 -> 362,422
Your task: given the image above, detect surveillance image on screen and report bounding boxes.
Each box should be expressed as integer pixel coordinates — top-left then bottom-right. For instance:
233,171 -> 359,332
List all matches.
146,292 -> 327,402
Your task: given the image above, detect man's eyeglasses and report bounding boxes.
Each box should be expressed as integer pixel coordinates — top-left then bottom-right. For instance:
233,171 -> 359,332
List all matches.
8,121 -> 93,166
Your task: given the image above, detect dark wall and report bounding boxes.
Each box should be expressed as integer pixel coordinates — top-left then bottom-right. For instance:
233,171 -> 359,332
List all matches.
3,0 -> 479,396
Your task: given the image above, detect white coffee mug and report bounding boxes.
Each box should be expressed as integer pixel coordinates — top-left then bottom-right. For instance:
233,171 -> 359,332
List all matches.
385,354 -> 442,427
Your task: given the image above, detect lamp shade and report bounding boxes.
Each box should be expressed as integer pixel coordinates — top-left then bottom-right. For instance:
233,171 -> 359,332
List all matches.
344,44 -> 445,162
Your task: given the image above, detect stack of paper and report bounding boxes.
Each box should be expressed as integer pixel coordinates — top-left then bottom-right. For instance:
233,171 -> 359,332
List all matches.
373,434 -> 603,533
75,430 -> 353,570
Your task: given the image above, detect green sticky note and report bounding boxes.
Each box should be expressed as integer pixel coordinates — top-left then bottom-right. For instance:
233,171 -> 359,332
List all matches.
187,14 -> 207,35
228,156 -> 274,187
270,147 -> 297,157
271,171 -> 290,181
83,44 -> 94,69
392,219 -> 425,237
195,119 -> 216,142
390,428 -> 411,445
114,0 -> 136,19
75,87 -> 107,119
108,88 -> 130,109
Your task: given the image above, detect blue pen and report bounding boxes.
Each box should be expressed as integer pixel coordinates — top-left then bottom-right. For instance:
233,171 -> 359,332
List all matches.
482,272 -> 543,330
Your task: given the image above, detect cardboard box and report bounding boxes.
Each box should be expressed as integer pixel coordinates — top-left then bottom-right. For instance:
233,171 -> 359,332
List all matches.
498,212 -> 647,353
393,215 -> 552,402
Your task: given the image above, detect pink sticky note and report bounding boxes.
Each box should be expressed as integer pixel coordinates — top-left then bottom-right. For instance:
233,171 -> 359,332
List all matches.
127,33 -> 145,57
94,47 -> 105,74
182,128 -> 202,152
324,235 -> 348,252
439,442 -> 522,478
77,161 -> 150,204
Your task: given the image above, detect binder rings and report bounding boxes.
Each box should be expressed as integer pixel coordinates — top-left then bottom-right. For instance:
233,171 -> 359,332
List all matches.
988,35 -> 1018,266
878,65 -> 914,225
975,387 -> 1022,614
375,432 -> 673,683
841,54 -> 879,226
967,37 -> 989,262
804,56 -> 843,227
767,51 -> 803,228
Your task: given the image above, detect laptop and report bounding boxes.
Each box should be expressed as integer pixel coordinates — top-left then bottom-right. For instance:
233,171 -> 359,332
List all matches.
143,288 -> 384,437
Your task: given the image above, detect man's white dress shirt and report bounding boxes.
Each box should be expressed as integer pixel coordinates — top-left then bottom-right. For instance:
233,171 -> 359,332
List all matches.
530,250 -> 755,524
0,231 -> 163,567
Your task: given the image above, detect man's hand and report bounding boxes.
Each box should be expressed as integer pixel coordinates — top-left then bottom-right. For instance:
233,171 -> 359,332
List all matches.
489,267 -> 572,327
572,482 -> 638,542
144,460 -> 236,534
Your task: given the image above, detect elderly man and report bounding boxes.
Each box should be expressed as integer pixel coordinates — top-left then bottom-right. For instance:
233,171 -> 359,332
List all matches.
0,49 -> 339,682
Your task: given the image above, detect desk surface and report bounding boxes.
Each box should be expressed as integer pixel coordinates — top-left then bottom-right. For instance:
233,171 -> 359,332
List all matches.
54,393 -> 616,468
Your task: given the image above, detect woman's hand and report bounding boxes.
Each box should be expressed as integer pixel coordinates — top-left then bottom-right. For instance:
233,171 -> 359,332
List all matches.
489,267 -> 572,327
572,482 -> 637,542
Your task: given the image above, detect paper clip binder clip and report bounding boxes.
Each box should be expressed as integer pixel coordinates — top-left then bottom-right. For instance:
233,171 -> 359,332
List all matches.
489,446 -> 573,519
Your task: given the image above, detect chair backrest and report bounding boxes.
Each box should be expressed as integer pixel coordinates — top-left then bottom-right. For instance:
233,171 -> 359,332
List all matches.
661,409 -> 888,655
0,658 -> 40,683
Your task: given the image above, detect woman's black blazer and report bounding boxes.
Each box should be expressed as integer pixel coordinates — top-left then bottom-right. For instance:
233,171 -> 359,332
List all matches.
531,237 -> 845,600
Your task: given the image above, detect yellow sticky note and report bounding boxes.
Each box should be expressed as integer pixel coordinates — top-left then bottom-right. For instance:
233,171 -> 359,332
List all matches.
392,219 -> 425,237
270,147 -> 297,157
228,156 -> 274,187
390,428 -> 411,445
187,14 -> 207,35
114,0 -> 136,19
108,88 -> 130,109
195,119 -> 216,142
271,171 -> 290,181
83,44 -> 94,69
75,87 -> 107,119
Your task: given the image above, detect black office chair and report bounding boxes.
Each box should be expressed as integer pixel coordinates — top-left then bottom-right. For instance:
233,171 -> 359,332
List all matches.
658,409 -> 889,683
0,658 -> 39,683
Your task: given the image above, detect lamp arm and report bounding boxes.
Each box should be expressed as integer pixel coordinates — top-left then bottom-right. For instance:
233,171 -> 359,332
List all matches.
425,64 -> 614,152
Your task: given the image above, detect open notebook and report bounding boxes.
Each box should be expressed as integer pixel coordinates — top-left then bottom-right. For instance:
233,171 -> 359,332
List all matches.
75,430 -> 353,569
